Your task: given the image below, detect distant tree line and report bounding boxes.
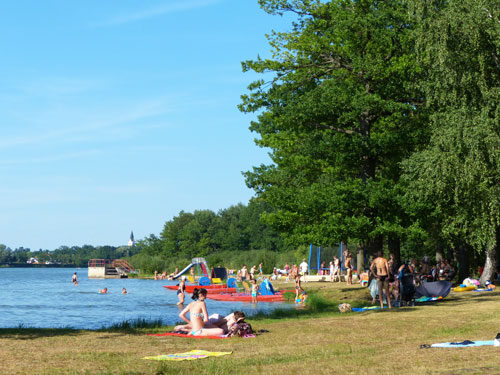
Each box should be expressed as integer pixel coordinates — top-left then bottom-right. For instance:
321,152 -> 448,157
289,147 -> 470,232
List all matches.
0,243 -> 139,268
129,200 -> 299,274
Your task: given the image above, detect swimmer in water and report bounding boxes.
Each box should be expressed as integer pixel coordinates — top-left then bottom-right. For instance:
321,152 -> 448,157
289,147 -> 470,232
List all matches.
99,288 -> 108,294
122,288 -> 127,294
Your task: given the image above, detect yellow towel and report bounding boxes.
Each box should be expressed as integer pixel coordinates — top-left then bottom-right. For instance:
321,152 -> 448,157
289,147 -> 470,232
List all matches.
143,350 -> 232,361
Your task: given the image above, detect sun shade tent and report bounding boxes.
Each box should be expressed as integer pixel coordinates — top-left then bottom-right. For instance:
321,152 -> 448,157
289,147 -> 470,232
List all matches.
415,281 -> 452,298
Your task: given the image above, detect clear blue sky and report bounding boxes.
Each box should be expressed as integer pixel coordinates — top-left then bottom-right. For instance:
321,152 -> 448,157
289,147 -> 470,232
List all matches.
0,0 -> 293,250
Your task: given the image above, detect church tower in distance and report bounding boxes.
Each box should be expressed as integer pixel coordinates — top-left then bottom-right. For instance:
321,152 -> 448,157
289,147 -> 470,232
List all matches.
128,231 -> 134,247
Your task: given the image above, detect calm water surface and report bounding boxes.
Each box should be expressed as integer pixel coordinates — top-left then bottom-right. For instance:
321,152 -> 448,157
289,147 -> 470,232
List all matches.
0,268 -> 291,329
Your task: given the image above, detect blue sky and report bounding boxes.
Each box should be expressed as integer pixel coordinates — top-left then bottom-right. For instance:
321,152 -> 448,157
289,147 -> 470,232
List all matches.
0,0 -> 292,250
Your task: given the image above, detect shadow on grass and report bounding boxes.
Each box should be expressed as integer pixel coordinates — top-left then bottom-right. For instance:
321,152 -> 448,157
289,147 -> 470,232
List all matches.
0,326 -> 84,340
0,318 -> 167,339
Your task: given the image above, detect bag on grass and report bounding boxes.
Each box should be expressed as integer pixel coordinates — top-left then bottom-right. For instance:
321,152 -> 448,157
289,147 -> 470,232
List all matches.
227,322 -> 254,337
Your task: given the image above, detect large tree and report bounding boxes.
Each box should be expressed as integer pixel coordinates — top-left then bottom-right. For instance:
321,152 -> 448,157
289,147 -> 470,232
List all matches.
403,0 -> 500,282
240,0 -> 427,253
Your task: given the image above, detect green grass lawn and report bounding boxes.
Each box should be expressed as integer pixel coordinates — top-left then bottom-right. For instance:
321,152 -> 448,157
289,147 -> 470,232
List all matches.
1,282 -> 499,375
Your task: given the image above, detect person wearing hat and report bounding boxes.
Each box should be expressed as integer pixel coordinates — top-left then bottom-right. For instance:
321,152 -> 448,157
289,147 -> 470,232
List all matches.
177,276 -> 186,305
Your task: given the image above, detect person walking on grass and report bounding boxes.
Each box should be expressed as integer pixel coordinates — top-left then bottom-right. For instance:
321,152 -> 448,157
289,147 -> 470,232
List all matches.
370,251 -> 392,309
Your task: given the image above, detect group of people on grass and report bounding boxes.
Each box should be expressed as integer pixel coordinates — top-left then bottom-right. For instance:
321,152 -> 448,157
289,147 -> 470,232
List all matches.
365,252 -> 460,309
174,288 -> 252,337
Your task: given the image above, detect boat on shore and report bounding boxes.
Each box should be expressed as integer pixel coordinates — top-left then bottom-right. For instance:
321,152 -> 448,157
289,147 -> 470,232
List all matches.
206,290 -> 293,302
163,284 -> 237,294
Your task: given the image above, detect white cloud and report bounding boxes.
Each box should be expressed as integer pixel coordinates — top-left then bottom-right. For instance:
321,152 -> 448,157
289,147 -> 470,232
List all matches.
102,0 -> 221,26
0,97 -> 174,149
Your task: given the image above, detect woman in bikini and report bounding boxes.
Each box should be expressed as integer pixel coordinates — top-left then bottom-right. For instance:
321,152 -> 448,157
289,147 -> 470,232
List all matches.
176,276 -> 186,305
176,288 -> 225,336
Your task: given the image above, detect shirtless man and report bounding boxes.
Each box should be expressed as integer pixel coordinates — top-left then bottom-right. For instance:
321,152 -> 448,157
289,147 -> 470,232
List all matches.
345,252 -> 353,285
240,265 -> 248,281
370,251 -> 392,309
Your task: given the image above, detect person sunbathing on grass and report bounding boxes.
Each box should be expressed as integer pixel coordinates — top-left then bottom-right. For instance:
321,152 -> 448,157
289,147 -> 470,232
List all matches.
174,311 -> 245,335
174,288 -> 225,337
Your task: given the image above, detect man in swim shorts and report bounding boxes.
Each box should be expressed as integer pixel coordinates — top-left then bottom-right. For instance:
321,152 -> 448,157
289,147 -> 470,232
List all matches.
370,251 -> 392,309
240,265 -> 248,281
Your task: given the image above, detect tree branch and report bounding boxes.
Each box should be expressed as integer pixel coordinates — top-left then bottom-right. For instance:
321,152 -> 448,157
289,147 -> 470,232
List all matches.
305,122 -> 357,135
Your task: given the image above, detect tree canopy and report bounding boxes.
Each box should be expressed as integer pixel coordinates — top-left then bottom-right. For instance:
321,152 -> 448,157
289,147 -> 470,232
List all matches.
240,0 -> 428,256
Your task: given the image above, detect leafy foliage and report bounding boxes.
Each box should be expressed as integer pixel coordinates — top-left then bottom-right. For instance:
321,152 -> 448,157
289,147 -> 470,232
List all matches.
240,0 -> 428,251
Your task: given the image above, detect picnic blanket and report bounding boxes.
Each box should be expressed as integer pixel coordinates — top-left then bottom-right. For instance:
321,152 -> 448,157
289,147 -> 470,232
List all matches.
352,306 -> 386,312
430,340 -> 495,348
415,296 -> 443,303
143,349 -> 232,361
147,332 -> 227,339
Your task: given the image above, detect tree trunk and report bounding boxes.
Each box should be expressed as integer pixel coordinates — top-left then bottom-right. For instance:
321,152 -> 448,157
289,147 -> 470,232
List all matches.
356,244 -> 364,272
479,245 -> 497,285
457,240 -> 470,282
367,235 -> 383,256
435,244 -> 444,263
388,236 -> 401,266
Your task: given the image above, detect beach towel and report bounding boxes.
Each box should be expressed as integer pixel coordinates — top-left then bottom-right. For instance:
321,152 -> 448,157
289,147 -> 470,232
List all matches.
143,349 -> 232,361
147,332 -> 227,339
415,296 -> 443,303
352,306 -> 386,312
429,340 -> 495,348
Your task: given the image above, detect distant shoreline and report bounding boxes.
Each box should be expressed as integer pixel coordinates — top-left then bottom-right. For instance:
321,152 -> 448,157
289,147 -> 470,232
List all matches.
0,264 -> 83,268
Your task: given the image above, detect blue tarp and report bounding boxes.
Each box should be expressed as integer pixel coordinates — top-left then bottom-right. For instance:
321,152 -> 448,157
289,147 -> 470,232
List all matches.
415,281 -> 452,298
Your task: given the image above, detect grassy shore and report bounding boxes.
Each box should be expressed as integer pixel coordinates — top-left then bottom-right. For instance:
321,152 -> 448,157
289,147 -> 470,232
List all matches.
1,281 -> 499,375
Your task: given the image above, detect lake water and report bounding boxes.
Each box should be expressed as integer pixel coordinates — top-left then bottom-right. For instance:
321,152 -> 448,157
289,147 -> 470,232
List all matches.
0,267 -> 292,329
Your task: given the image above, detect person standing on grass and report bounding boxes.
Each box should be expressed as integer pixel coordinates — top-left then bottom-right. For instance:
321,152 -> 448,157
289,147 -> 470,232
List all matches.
345,252 -> 353,285
370,251 -> 392,309
333,256 -> 341,282
329,261 -> 335,282
299,258 -> 308,282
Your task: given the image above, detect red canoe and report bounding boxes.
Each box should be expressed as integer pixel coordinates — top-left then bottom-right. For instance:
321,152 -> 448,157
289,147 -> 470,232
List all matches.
163,285 -> 237,294
206,291 -> 291,302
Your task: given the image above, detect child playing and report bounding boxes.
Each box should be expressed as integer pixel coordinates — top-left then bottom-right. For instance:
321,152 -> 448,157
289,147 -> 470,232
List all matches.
295,275 -> 303,300
251,279 -> 258,304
